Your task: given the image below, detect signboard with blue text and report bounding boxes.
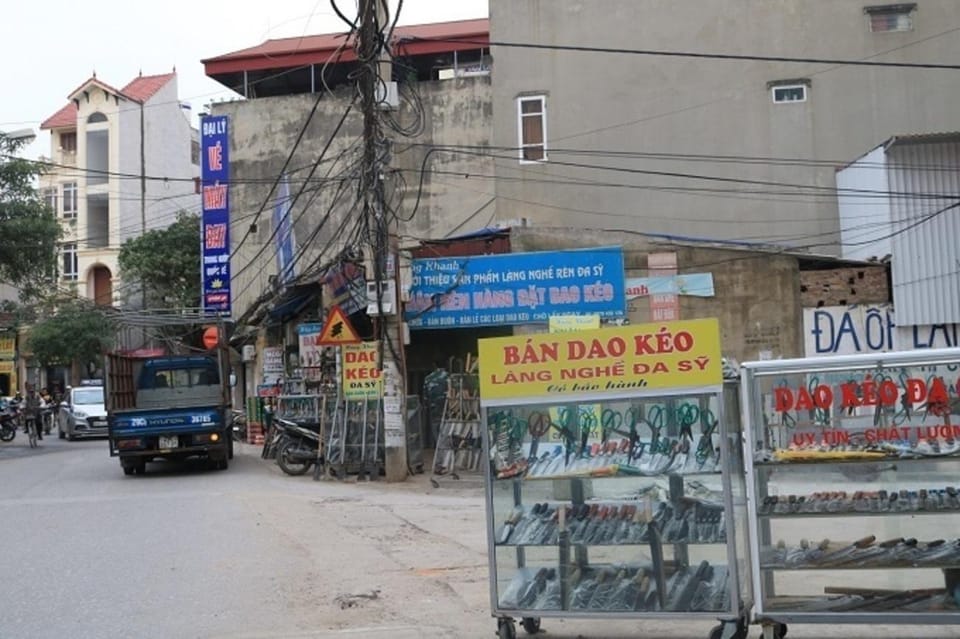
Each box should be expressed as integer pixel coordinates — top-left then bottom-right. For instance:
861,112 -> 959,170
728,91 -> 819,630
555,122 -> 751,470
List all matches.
405,247 -> 626,329
200,115 -> 231,315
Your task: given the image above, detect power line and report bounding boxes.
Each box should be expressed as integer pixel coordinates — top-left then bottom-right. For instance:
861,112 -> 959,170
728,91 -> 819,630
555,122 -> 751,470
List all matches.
229,99 -> 359,280
227,51 -> 351,262
406,145 -> 960,201
405,36 -> 960,70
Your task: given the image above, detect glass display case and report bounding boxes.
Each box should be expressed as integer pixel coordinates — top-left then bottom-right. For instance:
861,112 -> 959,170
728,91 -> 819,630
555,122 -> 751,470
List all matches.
741,348 -> 960,638
478,320 -> 751,639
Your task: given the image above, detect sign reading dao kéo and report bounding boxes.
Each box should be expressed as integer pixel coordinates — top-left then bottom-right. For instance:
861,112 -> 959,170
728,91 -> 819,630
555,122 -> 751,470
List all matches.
477,318 -> 722,402
342,341 -> 383,400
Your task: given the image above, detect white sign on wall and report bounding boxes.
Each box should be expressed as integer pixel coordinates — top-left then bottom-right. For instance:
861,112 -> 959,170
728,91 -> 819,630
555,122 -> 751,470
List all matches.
803,304 -> 960,356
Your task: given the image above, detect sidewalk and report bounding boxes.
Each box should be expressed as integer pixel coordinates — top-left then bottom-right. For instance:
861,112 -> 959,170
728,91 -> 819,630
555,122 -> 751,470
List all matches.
243,444 -> 960,639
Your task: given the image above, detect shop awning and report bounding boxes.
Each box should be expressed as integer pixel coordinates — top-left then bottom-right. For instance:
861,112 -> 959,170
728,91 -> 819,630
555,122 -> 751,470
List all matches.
266,282 -> 323,324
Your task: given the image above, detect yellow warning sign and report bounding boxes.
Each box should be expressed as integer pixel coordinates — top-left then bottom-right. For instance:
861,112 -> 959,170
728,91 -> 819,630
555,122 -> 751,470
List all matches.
317,305 -> 361,346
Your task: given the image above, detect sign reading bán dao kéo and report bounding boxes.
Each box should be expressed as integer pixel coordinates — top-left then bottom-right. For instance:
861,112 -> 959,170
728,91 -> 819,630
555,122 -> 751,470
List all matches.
342,342 -> 383,400
478,318 -> 722,402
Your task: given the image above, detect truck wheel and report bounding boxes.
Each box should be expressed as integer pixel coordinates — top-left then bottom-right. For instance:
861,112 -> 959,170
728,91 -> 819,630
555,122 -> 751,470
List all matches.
123,466 -> 135,476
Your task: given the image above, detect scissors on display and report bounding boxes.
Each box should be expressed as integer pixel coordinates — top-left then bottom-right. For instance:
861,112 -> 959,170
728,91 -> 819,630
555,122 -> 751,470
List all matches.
551,408 -> 580,464
526,411 -> 551,461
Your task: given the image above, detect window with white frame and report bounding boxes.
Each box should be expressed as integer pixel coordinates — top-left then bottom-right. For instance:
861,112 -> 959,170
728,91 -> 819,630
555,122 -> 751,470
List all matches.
517,95 -> 547,162
62,182 -> 77,219
771,84 -> 807,104
865,3 -> 915,32
41,187 -> 58,215
60,243 -> 78,280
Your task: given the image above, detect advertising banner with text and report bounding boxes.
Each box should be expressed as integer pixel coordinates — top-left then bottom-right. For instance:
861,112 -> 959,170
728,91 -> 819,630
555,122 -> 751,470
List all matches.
405,247 -> 625,329
200,115 -> 231,315
478,318 -> 722,402
342,342 -> 383,400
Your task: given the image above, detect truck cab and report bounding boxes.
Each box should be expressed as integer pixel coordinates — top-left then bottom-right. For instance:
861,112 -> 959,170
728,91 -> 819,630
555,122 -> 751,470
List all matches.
107,351 -> 233,475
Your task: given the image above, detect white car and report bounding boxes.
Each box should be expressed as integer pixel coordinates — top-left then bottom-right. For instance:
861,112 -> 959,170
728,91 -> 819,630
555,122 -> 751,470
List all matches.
59,385 -> 107,440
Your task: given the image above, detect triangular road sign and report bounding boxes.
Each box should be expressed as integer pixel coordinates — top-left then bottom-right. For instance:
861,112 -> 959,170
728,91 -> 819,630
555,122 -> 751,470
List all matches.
317,305 -> 361,345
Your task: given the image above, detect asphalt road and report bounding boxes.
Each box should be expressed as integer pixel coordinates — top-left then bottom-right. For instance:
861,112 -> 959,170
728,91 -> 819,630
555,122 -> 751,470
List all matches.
1,435 -> 959,639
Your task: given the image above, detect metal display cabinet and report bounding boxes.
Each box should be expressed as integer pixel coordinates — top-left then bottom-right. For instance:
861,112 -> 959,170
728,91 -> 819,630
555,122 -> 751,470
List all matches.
481,383 -> 752,639
741,348 -> 960,638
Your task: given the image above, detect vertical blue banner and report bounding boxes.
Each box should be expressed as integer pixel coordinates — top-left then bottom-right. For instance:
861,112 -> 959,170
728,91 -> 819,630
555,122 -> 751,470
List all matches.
200,115 -> 231,315
273,173 -> 297,284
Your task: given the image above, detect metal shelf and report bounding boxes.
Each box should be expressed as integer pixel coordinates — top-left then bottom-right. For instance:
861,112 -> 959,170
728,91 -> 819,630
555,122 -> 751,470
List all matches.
496,539 -> 726,548
761,562 -> 960,571
754,452 -> 960,469
503,468 -> 722,482
758,507 -> 960,519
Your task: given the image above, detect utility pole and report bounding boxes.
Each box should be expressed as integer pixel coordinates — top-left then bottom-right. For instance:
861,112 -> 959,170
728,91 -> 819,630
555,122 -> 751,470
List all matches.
358,0 -> 407,482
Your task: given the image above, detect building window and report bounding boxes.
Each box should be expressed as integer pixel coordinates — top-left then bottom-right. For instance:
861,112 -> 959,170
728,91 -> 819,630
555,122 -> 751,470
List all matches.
60,243 -> 78,281
517,95 -> 547,162
772,84 -> 807,103
865,4 -> 915,32
87,112 -> 107,124
191,140 -> 200,165
60,132 -> 77,153
42,188 -> 58,215
62,182 -> 78,219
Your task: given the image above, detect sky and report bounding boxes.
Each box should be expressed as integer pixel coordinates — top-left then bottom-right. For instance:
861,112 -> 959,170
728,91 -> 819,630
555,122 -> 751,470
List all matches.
2,0 -> 488,160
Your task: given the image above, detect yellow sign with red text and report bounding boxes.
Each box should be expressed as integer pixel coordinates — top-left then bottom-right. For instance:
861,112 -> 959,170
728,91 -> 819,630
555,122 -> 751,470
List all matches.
478,318 -> 722,401
342,341 -> 383,400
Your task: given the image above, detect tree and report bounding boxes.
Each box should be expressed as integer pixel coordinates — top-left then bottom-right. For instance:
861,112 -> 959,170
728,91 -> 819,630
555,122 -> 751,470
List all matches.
0,134 -> 62,298
118,212 -> 201,309
26,297 -> 114,370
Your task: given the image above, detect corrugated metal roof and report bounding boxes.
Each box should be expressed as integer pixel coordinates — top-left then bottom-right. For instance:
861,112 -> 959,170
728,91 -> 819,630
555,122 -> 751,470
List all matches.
885,132 -> 960,149
202,18 -> 489,75
886,139 -> 960,325
203,18 -> 488,63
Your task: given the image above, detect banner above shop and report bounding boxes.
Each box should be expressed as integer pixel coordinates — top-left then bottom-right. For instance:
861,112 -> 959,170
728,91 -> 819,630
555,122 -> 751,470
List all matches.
405,247 -> 626,329
200,115 -> 231,316
477,318 -> 723,403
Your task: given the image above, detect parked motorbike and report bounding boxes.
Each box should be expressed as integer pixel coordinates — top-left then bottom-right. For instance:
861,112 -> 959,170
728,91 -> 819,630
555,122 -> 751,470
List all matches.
0,409 -> 17,442
274,418 -> 323,476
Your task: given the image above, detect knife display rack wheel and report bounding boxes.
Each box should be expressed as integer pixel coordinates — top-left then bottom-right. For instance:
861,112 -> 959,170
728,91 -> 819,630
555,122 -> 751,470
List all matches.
431,368 -> 482,486
481,382 -> 752,639
741,349 -> 960,637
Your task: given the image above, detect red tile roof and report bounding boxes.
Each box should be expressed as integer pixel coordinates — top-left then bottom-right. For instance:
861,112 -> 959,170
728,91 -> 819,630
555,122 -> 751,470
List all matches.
65,76 -> 129,102
203,18 -> 488,75
122,73 -> 175,102
39,102 -> 78,130
40,72 -> 176,130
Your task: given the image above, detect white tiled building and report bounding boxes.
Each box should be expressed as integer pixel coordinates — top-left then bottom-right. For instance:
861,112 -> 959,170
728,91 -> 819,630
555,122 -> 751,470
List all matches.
39,72 -> 199,305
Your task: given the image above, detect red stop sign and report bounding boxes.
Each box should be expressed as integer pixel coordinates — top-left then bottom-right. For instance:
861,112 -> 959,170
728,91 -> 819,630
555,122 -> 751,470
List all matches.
202,326 -> 219,350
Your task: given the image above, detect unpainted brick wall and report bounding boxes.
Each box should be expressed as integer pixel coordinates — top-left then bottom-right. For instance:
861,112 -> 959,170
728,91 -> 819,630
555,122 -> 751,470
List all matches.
800,265 -> 889,307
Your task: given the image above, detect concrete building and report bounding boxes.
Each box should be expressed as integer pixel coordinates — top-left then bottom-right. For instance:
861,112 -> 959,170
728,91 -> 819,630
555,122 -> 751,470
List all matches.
202,19 -> 494,325
833,132 -> 960,352
488,0 -> 960,254
39,72 -> 200,306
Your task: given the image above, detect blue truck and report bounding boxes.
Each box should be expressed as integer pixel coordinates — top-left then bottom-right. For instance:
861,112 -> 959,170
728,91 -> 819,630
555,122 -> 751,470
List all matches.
106,341 -> 233,475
